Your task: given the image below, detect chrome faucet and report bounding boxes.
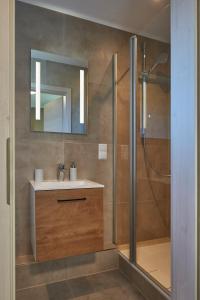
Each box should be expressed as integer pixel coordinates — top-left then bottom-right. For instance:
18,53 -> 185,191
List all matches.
57,163 -> 65,181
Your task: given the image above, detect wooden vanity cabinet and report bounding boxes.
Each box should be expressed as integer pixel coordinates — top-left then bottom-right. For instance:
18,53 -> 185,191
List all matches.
30,188 -> 104,262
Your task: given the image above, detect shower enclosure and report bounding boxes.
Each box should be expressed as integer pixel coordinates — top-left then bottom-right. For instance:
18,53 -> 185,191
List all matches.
114,35 -> 171,294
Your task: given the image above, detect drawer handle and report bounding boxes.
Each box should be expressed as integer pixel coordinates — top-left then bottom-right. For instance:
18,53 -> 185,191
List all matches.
57,197 -> 87,203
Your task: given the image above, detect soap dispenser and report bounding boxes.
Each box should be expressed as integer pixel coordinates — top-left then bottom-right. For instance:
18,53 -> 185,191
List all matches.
70,161 -> 77,181
57,163 -> 65,181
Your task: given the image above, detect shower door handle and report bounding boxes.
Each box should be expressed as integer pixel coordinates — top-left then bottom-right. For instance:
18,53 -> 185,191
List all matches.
6,137 -> 11,205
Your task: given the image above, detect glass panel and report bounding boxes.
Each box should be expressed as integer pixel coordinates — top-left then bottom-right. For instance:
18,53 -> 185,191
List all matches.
113,51 -> 131,257
114,36 -> 171,293
136,38 -> 171,291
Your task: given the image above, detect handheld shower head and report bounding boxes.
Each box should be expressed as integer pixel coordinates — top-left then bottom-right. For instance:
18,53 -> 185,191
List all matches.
149,52 -> 169,74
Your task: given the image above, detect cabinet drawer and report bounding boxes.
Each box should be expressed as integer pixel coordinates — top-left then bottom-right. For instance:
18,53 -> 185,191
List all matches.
34,188 -> 103,261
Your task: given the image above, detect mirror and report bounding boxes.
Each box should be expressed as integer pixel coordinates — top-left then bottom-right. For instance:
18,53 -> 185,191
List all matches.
30,50 -> 88,134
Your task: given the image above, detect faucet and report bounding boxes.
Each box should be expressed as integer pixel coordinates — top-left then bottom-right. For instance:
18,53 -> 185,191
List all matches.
57,163 -> 65,181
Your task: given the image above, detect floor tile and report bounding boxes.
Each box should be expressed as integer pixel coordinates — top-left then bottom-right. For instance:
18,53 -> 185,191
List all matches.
104,287 -> 144,300
89,270 -> 130,291
47,280 -> 73,300
119,238 -> 171,290
72,291 -> 109,300
16,286 -> 48,300
68,277 -> 95,297
87,272 -> 117,291
16,270 -> 145,300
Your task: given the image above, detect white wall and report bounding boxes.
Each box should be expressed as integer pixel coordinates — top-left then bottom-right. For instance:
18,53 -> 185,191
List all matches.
171,0 -> 198,299
0,0 -> 15,299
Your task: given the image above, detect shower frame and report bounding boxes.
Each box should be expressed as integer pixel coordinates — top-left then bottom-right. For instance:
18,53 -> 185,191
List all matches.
130,35 -> 137,263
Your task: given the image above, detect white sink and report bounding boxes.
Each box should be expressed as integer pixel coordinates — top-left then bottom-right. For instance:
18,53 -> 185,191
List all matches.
30,179 -> 104,191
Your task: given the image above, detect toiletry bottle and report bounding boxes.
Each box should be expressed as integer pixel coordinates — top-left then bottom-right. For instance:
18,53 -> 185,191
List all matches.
35,169 -> 44,182
57,163 -> 65,181
70,161 -> 77,181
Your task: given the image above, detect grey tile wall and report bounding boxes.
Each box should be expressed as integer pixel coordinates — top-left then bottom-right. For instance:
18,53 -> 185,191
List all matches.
15,1 -> 132,256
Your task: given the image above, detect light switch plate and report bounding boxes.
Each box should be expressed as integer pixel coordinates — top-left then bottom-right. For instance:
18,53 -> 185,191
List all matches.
98,144 -> 107,160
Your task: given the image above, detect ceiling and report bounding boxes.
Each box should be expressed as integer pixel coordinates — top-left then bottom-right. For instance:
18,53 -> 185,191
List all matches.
19,0 -> 170,42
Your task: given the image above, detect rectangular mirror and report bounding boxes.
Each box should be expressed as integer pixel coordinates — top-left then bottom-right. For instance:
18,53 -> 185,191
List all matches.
30,49 -> 88,134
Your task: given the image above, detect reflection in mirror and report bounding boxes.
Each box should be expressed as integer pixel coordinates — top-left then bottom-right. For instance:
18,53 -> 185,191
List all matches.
31,50 -> 88,134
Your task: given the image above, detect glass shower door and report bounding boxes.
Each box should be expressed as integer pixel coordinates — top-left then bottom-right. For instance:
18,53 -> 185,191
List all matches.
130,35 -> 171,292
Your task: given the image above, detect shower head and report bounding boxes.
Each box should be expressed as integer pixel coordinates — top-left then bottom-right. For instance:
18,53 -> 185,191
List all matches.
148,52 -> 169,74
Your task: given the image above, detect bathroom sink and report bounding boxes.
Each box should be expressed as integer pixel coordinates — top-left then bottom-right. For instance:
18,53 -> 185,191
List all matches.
30,180 -> 104,191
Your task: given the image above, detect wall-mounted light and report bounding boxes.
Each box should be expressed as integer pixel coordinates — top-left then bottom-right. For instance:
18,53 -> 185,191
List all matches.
80,69 -> 85,124
35,61 -> 41,120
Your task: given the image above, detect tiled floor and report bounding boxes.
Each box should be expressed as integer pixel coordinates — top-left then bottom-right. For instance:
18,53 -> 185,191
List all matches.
16,270 -> 146,300
119,238 -> 171,291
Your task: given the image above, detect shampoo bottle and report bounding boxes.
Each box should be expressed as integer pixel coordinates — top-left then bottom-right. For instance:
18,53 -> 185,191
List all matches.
70,161 -> 77,181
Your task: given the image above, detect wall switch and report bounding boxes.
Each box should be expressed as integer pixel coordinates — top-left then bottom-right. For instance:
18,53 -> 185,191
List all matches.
98,144 -> 107,160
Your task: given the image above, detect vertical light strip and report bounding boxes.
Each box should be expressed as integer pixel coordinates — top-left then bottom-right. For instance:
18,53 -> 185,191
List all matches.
62,96 -> 67,133
142,78 -> 147,136
35,61 -> 41,120
63,95 -> 67,107
80,69 -> 85,124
